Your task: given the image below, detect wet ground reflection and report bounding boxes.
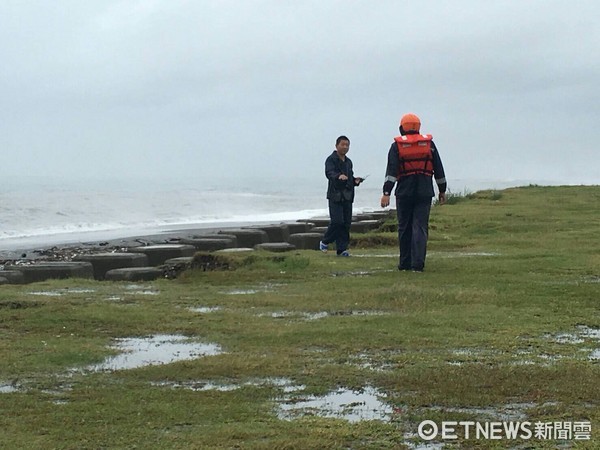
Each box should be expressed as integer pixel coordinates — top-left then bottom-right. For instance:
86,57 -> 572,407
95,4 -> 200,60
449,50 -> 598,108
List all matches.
278,385 -> 393,423
86,334 -> 222,371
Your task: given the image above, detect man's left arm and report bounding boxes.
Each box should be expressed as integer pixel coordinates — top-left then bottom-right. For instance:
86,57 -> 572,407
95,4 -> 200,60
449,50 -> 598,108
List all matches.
431,141 -> 447,204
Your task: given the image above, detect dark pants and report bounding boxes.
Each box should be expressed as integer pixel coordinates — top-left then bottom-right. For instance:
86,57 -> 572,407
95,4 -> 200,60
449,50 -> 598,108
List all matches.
396,197 -> 432,271
322,200 -> 353,254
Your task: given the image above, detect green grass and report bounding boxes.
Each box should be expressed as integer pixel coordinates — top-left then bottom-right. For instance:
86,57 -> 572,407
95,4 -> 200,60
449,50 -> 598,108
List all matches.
1,185 -> 599,449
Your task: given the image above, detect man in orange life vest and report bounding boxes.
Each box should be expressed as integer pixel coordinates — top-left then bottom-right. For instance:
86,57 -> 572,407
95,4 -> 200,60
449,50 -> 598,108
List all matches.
380,113 -> 447,272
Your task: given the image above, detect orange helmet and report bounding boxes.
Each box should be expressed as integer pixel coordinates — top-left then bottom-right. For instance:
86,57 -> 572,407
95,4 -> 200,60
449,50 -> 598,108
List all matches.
400,113 -> 421,132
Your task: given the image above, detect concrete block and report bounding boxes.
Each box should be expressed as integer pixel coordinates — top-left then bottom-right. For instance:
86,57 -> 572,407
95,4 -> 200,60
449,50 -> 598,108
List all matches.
0,270 -> 25,284
215,248 -> 255,253
127,244 -> 196,266
254,242 -> 296,252
18,262 -> 94,284
243,224 -> 290,242
73,252 -> 149,280
105,267 -> 163,282
219,229 -> 268,247
299,217 -> 330,227
288,233 -> 322,250
164,257 -> 195,265
284,222 -> 314,234
310,226 -> 328,235
351,220 -> 382,233
191,233 -> 238,247
179,238 -> 233,252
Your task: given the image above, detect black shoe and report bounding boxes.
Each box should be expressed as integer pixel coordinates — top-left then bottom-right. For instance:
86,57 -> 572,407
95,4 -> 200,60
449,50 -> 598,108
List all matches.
398,266 -> 410,271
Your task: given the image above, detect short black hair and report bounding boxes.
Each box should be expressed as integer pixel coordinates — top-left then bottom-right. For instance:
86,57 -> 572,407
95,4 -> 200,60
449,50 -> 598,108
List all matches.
336,135 -> 350,145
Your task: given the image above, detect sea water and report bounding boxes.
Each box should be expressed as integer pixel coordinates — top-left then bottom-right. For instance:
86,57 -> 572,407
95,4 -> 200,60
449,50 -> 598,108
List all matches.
0,175 -> 372,251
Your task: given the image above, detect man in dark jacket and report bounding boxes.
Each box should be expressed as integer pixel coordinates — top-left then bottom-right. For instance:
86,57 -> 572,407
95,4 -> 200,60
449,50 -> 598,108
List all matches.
320,135 -> 363,256
380,114 -> 447,271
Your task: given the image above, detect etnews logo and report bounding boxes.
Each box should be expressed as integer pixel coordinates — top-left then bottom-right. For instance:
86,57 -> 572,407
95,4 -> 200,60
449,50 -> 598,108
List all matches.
418,420 -> 592,441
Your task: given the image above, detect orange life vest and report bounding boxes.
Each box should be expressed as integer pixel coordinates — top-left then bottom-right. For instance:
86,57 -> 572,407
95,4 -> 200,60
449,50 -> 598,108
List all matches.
394,134 -> 434,178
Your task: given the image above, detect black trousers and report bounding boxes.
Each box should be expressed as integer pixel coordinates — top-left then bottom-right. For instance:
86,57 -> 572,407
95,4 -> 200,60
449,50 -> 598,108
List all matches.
322,199 -> 353,254
396,197 -> 432,271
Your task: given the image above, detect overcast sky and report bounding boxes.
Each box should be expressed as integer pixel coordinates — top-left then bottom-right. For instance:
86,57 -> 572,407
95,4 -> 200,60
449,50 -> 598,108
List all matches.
1,0 -> 599,189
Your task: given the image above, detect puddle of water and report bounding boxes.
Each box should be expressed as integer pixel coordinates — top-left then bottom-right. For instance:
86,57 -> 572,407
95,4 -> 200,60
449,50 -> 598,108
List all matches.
402,434 -> 446,450
27,288 -> 96,297
260,310 -> 389,321
428,402 -> 532,421
579,325 -> 600,340
278,385 -> 393,423
154,377 -> 305,393
223,289 -> 259,295
349,353 -> 396,372
582,276 -> 600,284
554,333 -> 585,344
352,254 -> 397,258
124,285 -> 160,296
27,291 -> 63,297
549,326 -> 600,360
429,251 -> 500,258
189,306 -> 222,313
353,251 -> 499,259
85,334 -> 222,371
0,383 -> 20,393
331,270 -> 376,277
220,283 -> 282,296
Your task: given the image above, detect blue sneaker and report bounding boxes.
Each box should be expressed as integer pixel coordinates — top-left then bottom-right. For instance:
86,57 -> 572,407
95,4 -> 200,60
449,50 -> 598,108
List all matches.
319,241 -> 328,252
338,250 -> 350,257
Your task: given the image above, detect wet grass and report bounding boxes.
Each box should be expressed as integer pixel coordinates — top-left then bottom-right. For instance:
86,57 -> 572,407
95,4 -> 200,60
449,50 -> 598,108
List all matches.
1,185 -> 599,449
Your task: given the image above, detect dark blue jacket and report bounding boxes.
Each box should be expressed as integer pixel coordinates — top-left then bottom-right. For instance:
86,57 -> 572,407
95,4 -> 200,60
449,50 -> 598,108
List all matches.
325,151 -> 356,202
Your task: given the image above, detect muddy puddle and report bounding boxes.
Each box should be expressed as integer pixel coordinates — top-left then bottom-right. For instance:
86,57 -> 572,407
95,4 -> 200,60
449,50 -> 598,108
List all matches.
85,334 -> 222,372
278,385 -> 393,423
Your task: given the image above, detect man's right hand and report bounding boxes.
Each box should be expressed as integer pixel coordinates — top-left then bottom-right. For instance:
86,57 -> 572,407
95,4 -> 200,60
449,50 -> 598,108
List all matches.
380,195 -> 390,208
338,174 -> 348,181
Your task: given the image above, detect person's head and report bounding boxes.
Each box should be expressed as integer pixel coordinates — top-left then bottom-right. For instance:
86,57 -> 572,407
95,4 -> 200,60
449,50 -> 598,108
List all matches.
399,113 -> 421,135
335,135 -> 350,156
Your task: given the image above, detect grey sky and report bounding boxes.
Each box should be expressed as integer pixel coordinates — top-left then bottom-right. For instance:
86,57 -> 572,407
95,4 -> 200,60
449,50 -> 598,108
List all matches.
1,0 -> 599,188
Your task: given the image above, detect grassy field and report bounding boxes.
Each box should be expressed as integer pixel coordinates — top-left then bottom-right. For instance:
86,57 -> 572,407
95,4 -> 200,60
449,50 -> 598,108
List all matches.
1,185 -> 599,449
